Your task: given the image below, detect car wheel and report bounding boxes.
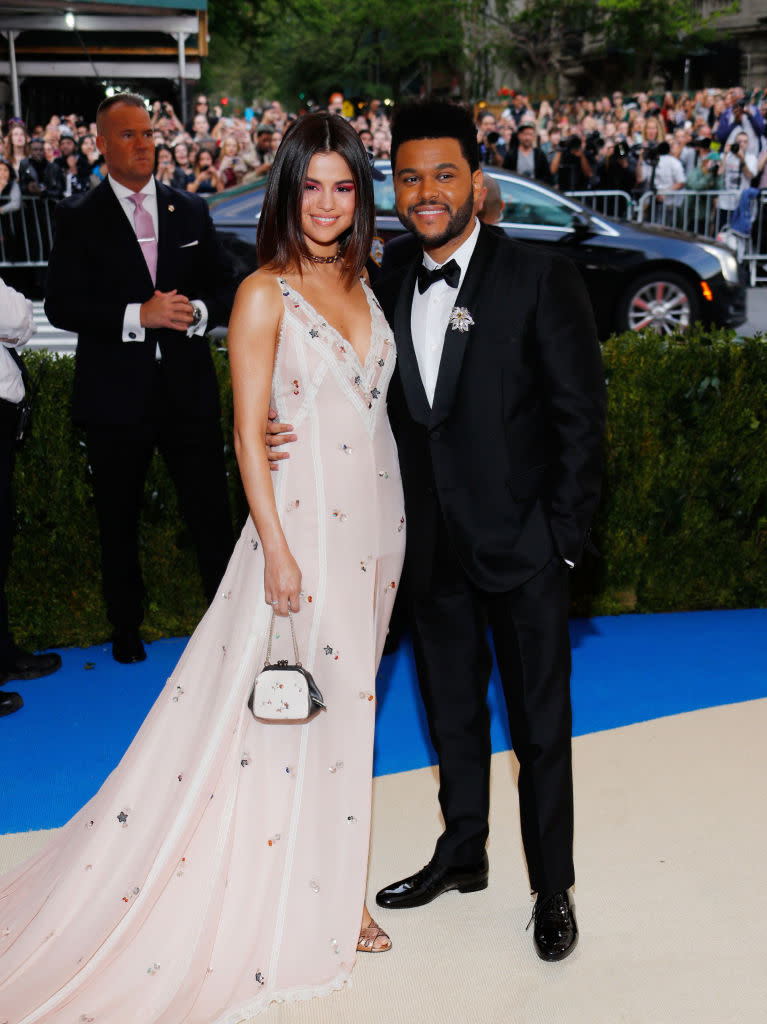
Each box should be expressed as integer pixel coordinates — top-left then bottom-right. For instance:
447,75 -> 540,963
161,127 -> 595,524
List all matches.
617,271 -> 701,335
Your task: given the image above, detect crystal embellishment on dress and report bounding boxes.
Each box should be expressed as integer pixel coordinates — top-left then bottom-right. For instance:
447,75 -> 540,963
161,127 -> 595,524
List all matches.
328,760 -> 344,773
287,499 -> 300,512
171,685 -> 184,702
255,971 -> 265,985
309,328 -> 319,338
371,388 -> 380,400
251,538 -> 259,550
309,879 -> 320,893
147,962 -> 161,975
331,509 -> 349,522
116,810 -> 129,826
338,443 -> 353,454
79,1015 -> 95,1023
331,938 -> 340,955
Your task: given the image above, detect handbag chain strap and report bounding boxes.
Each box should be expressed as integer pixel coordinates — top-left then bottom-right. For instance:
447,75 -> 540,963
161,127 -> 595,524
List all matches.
264,608 -> 301,667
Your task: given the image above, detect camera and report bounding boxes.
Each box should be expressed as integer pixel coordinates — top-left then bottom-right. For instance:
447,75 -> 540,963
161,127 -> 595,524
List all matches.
729,141 -> 740,156
486,131 -> 500,146
690,136 -> 711,150
584,130 -> 603,158
643,140 -> 670,166
559,135 -> 581,153
614,139 -> 630,160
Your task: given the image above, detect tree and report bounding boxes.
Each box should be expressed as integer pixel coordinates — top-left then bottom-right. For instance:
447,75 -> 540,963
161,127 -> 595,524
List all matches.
597,0 -> 738,85
463,0 -> 737,97
204,0 -> 465,110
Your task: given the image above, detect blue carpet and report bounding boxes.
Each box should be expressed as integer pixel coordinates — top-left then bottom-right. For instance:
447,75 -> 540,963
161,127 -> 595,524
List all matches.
1,609 -> 765,834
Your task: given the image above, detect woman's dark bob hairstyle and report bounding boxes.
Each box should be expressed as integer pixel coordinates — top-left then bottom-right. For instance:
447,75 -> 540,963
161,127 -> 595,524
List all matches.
257,112 -> 374,284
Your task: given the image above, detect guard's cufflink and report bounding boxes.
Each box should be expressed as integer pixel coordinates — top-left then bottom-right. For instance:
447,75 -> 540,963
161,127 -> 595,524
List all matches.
129,331 -> 137,339
191,305 -> 202,326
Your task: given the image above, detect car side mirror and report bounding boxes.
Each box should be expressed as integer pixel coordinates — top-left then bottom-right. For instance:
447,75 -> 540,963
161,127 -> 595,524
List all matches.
571,211 -> 594,237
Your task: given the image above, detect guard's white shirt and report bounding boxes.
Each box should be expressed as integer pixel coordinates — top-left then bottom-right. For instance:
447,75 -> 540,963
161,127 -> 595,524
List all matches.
410,218 -> 480,406
108,175 -> 207,343
0,277 -> 34,403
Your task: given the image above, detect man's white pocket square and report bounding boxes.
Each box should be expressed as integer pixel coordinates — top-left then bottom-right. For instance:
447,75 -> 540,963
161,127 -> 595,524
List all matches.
180,240 -> 199,248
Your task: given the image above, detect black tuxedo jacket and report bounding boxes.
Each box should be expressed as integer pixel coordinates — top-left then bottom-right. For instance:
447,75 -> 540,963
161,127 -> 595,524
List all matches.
45,179 -> 236,426
374,224 -> 605,595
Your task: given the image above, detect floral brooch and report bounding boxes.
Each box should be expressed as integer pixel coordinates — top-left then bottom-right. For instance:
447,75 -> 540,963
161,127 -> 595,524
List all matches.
449,306 -> 474,332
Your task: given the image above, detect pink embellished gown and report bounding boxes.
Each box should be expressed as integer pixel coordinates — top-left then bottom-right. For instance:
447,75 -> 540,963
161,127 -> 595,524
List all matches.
0,277 -> 405,1023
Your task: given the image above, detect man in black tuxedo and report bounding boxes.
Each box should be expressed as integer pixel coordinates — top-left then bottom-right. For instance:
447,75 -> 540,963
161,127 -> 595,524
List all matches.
373,101 -> 605,961
45,94 -> 235,664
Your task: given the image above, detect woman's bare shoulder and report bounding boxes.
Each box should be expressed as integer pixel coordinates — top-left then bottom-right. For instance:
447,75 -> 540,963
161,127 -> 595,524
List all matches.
234,268 -> 284,315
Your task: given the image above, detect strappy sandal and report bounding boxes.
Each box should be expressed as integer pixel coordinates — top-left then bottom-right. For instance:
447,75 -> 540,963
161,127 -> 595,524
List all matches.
357,918 -> 392,953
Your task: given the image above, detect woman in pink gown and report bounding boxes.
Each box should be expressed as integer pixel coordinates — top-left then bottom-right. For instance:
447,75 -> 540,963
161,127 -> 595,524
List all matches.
0,113 -> 405,1022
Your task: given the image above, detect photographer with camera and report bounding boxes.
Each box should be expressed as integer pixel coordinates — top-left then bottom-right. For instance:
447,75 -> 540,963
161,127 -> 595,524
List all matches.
549,130 -> 595,191
716,93 -> 764,157
595,137 -> 635,193
501,121 -> 553,184
717,131 -> 757,231
476,111 -> 506,166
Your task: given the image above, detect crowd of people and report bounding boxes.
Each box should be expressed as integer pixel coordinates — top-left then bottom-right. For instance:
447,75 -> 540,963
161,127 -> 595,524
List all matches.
3,85 -> 766,211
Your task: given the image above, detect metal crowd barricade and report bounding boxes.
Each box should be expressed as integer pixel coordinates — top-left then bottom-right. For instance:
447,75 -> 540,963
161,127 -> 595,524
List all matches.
0,196 -> 57,267
564,189 -> 635,220
634,189 -> 738,239
743,191 -> 767,286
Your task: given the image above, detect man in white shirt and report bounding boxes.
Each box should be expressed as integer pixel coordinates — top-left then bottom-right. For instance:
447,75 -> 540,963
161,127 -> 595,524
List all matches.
372,100 -> 605,963
45,94 -> 236,665
718,131 -> 757,225
0,277 -> 62,716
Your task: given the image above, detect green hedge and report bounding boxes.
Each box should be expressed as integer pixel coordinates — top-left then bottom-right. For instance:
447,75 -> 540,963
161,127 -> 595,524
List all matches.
9,327 -> 767,650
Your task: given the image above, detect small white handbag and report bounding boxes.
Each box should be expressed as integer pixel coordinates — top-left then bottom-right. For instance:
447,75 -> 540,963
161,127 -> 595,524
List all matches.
250,610 -> 326,723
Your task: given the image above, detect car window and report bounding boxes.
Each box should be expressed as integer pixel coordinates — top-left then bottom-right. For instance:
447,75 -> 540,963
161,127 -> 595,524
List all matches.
374,174 -> 397,216
493,176 -> 574,228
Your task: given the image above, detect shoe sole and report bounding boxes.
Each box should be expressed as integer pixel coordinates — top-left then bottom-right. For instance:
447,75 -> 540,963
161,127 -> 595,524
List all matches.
376,875 -> 488,909
2,666 -> 62,682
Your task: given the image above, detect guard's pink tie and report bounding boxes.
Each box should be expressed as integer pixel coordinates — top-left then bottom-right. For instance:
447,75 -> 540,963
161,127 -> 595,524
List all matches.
128,192 -> 157,283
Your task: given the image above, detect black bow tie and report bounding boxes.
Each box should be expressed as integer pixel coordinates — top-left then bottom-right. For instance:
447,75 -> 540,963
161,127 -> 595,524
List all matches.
417,258 -> 461,294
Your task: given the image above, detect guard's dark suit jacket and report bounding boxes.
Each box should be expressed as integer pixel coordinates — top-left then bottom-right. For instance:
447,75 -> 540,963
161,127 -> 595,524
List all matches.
45,179 -> 235,426
374,224 -> 606,597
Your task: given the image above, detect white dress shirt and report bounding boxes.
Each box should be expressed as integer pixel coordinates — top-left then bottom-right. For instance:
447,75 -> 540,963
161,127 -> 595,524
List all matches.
108,175 -> 208,343
0,277 -> 35,403
410,218 -> 480,406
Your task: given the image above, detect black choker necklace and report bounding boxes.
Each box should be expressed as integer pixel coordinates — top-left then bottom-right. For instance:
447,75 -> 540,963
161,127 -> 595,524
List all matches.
306,252 -> 342,264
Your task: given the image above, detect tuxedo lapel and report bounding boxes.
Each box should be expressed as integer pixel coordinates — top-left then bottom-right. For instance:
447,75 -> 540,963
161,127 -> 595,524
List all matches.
155,182 -> 177,291
393,259 -> 431,426
429,225 -> 496,428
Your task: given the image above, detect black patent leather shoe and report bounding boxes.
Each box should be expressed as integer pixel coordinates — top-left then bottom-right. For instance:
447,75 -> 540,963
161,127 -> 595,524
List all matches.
529,889 -> 578,962
1,646 -> 62,682
376,852 -> 489,909
0,690 -> 23,717
112,630 -> 146,664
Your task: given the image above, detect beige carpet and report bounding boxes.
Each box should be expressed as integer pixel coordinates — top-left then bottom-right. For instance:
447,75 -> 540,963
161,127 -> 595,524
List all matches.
3,699 -> 765,1023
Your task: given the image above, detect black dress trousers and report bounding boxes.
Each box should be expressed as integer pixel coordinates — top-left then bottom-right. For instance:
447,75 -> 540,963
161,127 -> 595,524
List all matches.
85,360 -> 234,631
408,518 -> 575,895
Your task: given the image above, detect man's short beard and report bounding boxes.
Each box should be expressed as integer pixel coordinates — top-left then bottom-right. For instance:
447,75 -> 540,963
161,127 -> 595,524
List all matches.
398,189 -> 475,251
